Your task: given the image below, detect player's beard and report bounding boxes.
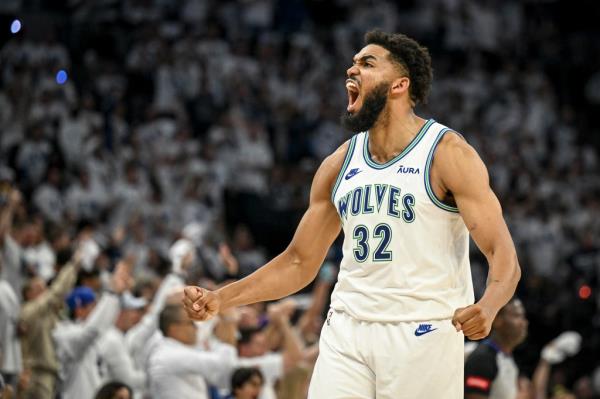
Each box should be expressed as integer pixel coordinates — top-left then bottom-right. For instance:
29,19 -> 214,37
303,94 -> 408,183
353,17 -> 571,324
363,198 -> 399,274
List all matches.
341,81 -> 390,133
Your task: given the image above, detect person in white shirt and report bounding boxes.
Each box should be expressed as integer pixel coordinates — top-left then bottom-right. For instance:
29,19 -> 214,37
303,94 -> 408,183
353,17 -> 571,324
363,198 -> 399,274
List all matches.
32,166 -> 64,224
0,188 -> 24,302
0,270 -> 21,388
64,169 -> 109,222
0,188 -> 23,388
15,125 -> 51,187
126,272 -> 184,372
236,328 -> 282,399
126,237 -> 193,373
236,302 -> 304,399
53,262 -> 131,399
98,292 -> 147,398
147,304 -> 237,399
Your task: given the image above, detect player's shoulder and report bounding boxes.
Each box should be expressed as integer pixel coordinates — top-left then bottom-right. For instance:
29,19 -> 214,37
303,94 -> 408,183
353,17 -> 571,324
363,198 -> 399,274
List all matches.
318,138 -> 352,180
436,129 -> 476,160
325,139 -> 351,166
309,138 -> 353,201
433,127 -> 487,178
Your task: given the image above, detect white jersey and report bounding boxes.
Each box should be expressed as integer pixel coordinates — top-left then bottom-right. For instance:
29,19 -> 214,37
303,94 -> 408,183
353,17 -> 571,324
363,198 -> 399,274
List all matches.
330,119 -> 474,322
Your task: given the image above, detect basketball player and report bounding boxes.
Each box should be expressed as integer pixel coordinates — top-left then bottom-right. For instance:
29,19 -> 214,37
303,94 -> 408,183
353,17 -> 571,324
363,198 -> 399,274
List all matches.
183,30 -> 521,398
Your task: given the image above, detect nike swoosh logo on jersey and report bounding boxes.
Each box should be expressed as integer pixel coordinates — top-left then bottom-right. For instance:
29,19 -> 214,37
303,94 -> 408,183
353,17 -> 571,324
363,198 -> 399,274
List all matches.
345,168 -> 362,180
414,324 -> 438,336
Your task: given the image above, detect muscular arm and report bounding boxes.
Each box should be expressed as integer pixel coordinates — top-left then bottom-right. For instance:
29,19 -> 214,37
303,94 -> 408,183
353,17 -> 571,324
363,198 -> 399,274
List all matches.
184,142 -> 348,319
436,133 -> 521,339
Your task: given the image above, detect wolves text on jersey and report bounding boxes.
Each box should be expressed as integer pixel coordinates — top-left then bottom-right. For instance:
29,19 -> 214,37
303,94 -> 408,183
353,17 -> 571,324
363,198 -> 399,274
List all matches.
337,184 -> 415,223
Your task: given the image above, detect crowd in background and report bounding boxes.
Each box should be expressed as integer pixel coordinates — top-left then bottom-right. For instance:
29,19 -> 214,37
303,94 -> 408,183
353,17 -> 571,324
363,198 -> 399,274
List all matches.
0,0 -> 599,398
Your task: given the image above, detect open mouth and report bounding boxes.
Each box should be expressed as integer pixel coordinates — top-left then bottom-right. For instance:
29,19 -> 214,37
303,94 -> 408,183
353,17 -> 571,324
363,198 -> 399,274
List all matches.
346,79 -> 360,113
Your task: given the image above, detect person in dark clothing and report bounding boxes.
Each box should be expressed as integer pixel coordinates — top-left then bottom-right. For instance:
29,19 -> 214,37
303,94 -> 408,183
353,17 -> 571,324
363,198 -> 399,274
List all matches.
464,298 -> 528,399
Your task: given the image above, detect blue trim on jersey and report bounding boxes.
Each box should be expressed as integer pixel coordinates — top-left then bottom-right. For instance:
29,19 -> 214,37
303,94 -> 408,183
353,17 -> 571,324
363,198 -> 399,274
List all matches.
424,128 -> 460,213
331,135 -> 358,203
362,119 -> 435,169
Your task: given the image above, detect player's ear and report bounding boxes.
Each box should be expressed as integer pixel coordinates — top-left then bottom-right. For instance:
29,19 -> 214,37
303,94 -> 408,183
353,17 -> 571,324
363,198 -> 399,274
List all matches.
390,76 -> 410,96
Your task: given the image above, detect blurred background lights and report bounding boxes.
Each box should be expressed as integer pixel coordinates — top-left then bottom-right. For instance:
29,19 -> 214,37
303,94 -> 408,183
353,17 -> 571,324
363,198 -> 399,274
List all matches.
578,284 -> 592,300
10,19 -> 21,34
56,69 -> 68,84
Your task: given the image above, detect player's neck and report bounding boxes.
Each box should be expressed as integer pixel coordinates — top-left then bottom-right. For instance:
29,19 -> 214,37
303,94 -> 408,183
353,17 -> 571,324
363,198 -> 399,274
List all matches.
368,109 -> 427,164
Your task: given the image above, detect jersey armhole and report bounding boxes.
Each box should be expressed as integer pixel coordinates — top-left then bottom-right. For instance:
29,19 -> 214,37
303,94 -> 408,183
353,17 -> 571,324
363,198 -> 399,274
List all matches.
424,128 -> 460,213
330,135 -> 358,203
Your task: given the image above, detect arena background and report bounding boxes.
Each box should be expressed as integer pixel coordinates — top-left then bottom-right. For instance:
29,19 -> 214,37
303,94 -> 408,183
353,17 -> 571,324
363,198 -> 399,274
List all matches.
0,0 -> 599,398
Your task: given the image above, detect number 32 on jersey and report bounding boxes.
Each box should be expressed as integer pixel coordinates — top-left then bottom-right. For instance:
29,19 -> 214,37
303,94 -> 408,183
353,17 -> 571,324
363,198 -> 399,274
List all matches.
336,183 -> 416,263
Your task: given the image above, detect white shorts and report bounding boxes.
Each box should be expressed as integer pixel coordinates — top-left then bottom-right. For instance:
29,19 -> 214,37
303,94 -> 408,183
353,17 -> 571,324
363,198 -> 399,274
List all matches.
308,310 -> 464,399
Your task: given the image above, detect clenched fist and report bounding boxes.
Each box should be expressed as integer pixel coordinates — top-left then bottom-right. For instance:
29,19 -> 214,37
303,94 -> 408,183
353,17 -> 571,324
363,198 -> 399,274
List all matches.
452,303 -> 496,340
182,286 -> 221,321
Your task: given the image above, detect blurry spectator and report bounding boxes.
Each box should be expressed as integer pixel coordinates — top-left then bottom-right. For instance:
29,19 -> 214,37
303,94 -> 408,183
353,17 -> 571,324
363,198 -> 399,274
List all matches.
32,166 -> 65,225
230,225 -> 266,278
59,107 -> 92,169
231,119 -> 274,196
147,304 -> 237,399
123,245 -> 195,391
76,267 -> 103,293
237,301 -> 304,399
297,261 -> 337,346
179,175 -> 212,226
15,124 -> 51,188
465,298 -> 529,399
19,250 -> 80,399
0,258 -> 22,389
0,188 -> 24,299
53,261 -> 132,399
227,367 -> 264,399
64,169 -> 109,222
21,217 -> 55,283
121,217 -> 150,276
0,188 -> 23,389
95,381 -> 133,399
0,373 -> 9,399
126,272 -> 185,373
532,332 -> 583,399
216,243 -> 241,281
112,161 -> 150,225
97,293 -> 147,397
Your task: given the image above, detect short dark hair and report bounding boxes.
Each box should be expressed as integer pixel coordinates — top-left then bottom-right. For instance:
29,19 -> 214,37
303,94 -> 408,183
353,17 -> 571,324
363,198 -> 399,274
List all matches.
364,30 -> 432,106
159,304 -> 183,336
238,327 -> 262,346
231,367 -> 264,391
76,267 -> 100,285
95,381 -> 132,399
56,247 -> 74,268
